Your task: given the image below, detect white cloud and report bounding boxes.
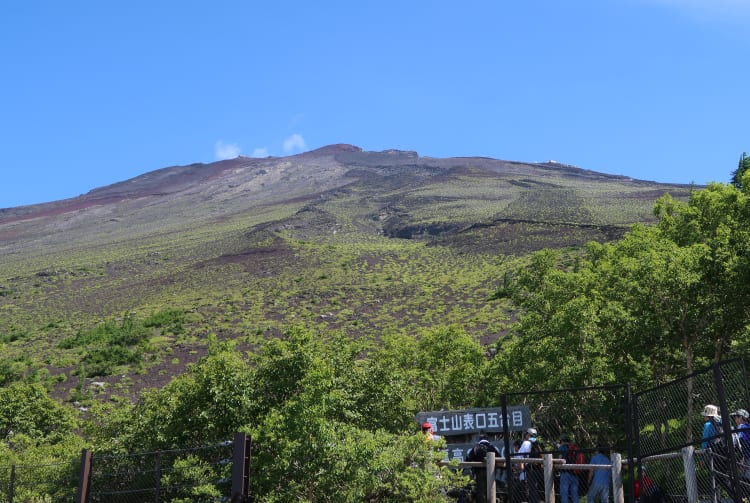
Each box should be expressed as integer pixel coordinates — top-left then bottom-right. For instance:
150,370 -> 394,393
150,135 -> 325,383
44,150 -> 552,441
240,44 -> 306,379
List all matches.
215,140 -> 241,160
252,147 -> 269,158
283,133 -> 307,154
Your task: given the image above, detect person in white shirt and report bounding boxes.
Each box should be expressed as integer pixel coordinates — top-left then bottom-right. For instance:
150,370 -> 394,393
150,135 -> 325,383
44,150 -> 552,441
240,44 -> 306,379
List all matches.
516,427 -> 541,503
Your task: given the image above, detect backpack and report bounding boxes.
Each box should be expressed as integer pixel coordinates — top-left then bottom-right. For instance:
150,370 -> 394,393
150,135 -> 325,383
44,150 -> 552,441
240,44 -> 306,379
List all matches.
530,439 -> 543,458
641,480 -> 665,503
526,439 -> 543,473
710,419 -> 742,460
564,444 -> 586,474
564,444 -> 589,494
468,440 -> 491,462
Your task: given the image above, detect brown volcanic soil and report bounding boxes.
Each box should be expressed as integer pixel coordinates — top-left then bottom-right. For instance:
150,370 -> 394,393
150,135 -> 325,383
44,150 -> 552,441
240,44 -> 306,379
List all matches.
0,144 -> 699,403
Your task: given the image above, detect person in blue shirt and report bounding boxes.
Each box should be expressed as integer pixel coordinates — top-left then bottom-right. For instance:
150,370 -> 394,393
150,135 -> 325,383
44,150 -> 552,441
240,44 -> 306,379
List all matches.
587,447 -> 611,503
701,404 -> 733,497
701,404 -> 722,450
731,409 -> 750,482
558,435 -> 581,503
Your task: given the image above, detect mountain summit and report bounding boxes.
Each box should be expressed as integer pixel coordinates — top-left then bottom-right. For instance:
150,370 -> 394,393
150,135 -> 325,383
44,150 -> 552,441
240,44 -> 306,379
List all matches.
0,144 -> 689,254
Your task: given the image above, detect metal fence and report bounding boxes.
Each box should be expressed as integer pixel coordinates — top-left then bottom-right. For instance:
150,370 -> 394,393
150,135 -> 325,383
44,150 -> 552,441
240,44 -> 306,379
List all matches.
0,458 -> 79,503
3,361 -> 749,502
86,441 -> 234,502
0,433 -> 251,503
496,384 -> 634,502
634,358 -> 750,503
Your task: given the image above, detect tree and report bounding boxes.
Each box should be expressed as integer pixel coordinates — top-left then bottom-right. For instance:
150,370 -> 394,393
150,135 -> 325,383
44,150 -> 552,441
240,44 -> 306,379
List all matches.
92,326 -> 469,502
0,382 -> 77,447
486,249 -> 627,394
654,184 -> 750,364
731,152 -> 750,189
495,181 -> 750,392
0,383 -> 82,502
98,339 -> 254,453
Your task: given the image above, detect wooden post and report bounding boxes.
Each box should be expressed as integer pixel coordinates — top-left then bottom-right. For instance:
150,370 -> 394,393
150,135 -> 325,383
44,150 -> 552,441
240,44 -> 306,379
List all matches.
543,453 -> 555,503
683,446 -> 699,503
612,452 -> 624,503
486,451 -> 496,503
75,449 -> 92,503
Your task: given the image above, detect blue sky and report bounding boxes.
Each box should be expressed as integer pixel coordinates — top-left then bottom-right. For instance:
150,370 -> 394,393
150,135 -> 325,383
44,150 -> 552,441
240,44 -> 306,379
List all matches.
2,0 -> 749,208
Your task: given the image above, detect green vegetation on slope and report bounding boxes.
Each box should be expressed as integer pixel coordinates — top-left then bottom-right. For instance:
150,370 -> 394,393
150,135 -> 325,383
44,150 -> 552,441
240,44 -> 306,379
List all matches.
0,152 -> 726,501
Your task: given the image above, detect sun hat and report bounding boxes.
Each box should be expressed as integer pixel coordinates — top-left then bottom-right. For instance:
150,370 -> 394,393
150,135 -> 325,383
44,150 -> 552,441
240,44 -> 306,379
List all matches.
701,404 -> 720,418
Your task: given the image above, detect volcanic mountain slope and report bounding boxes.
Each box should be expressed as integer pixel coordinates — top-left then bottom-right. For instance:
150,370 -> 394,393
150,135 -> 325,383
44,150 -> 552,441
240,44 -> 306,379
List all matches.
0,144 -> 692,253
0,144 -> 695,400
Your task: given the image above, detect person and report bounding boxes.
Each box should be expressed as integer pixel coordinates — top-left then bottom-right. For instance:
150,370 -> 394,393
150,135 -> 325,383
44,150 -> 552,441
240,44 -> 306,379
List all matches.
731,409 -> 750,491
701,404 -> 735,497
517,427 -> 542,503
509,439 -> 524,503
422,421 -> 440,442
558,434 -> 581,503
634,466 -> 664,503
588,447 -> 611,503
731,409 -> 750,463
466,432 -> 503,503
701,404 -> 723,450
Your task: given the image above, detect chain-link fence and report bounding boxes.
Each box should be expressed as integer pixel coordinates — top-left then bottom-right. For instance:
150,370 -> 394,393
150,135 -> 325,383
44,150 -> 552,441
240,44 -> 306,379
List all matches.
634,358 -> 750,503
0,434 -> 250,503
496,385 -> 633,503
4,362 -> 750,502
0,458 -> 79,502
87,441 -> 235,503
503,384 -> 631,454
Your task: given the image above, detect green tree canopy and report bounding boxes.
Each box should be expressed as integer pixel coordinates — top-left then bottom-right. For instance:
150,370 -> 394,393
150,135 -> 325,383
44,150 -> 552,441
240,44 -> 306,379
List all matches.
0,382 -> 77,448
731,152 -> 750,189
495,181 -> 750,392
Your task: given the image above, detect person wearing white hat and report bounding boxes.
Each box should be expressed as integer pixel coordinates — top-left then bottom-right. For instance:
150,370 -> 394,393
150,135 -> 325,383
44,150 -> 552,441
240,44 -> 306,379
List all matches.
701,404 -> 722,450
701,404 -> 735,497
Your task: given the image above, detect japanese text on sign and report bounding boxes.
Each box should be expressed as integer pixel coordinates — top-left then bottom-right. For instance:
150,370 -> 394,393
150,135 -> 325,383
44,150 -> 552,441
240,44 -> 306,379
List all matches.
415,406 -> 529,435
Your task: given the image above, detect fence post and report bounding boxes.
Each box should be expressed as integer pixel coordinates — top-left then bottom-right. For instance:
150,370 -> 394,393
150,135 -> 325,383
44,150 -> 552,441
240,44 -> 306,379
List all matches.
713,362 -> 743,503
76,449 -> 92,503
500,394 -> 515,500
154,451 -> 162,503
9,464 -> 15,503
232,432 -> 252,501
543,453 -> 555,503
623,383 -> 636,502
682,446 -> 699,503
486,451 -> 496,503
611,452 -> 623,503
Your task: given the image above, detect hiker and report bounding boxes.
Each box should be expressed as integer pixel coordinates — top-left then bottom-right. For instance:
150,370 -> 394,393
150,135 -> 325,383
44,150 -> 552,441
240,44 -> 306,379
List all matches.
588,447 -> 611,503
422,421 -> 440,442
701,404 -> 723,450
731,409 -> 750,475
701,404 -> 734,496
509,439 -> 524,503
635,466 -> 664,503
466,432 -> 502,503
518,427 -> 543,503
558,434 -> 584,503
